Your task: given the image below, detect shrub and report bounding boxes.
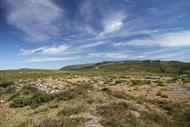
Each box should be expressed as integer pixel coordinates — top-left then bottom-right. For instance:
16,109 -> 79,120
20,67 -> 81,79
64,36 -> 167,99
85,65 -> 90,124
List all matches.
115,80 -> 125,84
0,80 -> 15,88
9,92 -> 21,100
154,80 -> 164,86
131,80 -> 144,86
21,85 -> 39,95
55,84 -> 93,101
10,91 -> 53,108
6,86 -> 17,94
11,95 -> 31,108
0,88 -> 5,96
30,91 -> 53,108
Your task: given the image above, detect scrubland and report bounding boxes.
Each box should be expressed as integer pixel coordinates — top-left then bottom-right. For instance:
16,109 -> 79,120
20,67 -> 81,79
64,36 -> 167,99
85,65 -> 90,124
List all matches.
0,61 -> 190,127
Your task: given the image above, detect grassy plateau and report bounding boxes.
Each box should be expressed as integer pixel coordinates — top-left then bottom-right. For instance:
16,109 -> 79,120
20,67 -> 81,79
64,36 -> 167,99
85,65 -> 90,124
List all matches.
0,60 -> 190,127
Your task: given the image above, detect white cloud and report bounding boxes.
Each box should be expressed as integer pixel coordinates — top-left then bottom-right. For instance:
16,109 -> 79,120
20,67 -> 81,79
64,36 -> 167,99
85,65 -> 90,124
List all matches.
100,12 -> 127,35
20,44 -> 69,55
147,8 -> 158,15
130,55 -> 145,59
148,50 -> 189,61
26,56 -> 80,63
5,0 -> 63,41
41,45 -> 69,54
153,13 -> 189,28
116,30 -> 190,47
90,52 -> 129,59
78,41 -> 106,49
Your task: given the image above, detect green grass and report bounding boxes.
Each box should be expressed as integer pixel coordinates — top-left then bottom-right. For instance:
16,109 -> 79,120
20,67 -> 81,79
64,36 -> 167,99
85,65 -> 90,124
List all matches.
65,61 -> 190,76
150,99 -> 190,126
17,118 -> 82,127
103,88 -> 135,100
141,111 -> 174,127
37,118 -> 81,127
0,61 -> 189,126
58,105 -> 86,116
97,102 -> 175,127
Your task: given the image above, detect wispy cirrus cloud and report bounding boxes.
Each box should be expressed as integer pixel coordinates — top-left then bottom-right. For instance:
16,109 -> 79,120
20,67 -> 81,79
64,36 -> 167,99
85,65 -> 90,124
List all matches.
113,30 -> 190,47
20,44 -> 69,55
5,0 -> 63,41
26,56 -> 81,63
90,52 -> 129,59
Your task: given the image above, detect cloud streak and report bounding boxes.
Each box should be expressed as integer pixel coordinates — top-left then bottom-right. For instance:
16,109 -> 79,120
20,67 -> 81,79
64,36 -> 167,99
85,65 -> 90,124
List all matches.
5,0 -> 63,41
114,30 -> 190,47
26,56 -> 80,62
90,52 -> 129,59
20,44 -> 69,55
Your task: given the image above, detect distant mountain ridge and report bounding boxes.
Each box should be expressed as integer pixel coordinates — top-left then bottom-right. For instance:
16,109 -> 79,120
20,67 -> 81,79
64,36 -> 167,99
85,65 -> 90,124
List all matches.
60,60 -> 190,74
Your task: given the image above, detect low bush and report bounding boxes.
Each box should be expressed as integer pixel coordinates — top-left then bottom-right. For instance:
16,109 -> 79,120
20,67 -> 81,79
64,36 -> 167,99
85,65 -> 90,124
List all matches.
55,84 -> 93,101
5,86 -> 17,94
30,91 -> 54,108
154,80 -> 164,86
21,85 -> 39,95
131,80 -> 146,86
0,80 -> 17,94
10,91 -> 53,108
0,88 -> 5,96
58,105 -> 86,116
115,80 -> 125,84
0,80 -> 15,88
11,95 -> 31,108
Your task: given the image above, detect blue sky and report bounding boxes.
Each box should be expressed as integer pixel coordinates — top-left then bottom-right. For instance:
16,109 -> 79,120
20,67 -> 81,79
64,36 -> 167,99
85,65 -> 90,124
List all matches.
0,0 -> 190,69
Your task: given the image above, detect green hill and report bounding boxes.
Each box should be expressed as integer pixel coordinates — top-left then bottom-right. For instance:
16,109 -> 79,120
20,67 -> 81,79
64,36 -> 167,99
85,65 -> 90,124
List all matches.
61,60 -> 190,75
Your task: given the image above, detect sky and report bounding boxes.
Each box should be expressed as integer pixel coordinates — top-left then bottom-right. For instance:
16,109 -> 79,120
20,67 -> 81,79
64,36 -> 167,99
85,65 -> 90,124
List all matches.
0,0 -> 190,70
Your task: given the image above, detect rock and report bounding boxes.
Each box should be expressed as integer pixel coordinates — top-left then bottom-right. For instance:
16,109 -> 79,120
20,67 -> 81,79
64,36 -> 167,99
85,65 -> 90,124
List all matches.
85,118 -> 103,127
131,110 -> 140,117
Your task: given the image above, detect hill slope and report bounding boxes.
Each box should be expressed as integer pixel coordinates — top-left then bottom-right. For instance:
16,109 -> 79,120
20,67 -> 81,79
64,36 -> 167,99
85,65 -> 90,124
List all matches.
61,60 -> 190,75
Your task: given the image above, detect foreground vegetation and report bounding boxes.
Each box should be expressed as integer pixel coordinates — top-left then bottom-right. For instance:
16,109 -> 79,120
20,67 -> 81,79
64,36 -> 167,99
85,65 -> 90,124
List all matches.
0,61 -> 190,127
